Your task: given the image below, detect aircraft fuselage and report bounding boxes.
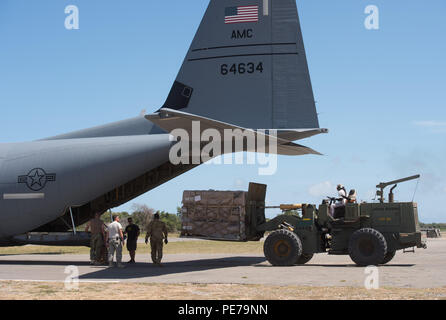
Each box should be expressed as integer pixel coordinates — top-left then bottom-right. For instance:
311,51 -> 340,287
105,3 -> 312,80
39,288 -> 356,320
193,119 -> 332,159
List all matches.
0,133 -> 173,237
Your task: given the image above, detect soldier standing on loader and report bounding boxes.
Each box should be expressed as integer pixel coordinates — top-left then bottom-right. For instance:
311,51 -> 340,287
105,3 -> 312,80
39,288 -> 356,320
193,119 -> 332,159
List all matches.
85,212 -> 105,265
145,213 -> 168,266
329,184 -> 348,217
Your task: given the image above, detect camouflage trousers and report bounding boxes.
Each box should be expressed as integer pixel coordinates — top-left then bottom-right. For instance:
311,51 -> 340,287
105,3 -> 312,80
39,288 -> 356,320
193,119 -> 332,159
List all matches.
90,233 -> 103,262
150,239 -> 163,264
108,238 -> 122,264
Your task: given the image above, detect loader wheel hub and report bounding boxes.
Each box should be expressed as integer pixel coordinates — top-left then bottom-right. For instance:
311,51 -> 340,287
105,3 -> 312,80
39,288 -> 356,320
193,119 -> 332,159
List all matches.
274,240 -> 291,257
358,239 -> 375,257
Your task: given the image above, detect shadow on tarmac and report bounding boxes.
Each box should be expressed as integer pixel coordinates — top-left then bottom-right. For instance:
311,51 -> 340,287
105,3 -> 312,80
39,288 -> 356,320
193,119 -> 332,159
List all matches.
0,256 -> 267,279
78,256 -> 267,280
79,257 -> 265,280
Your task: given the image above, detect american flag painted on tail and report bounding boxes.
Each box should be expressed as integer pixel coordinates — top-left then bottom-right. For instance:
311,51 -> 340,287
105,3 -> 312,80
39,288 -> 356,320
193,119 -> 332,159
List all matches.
225,5 -> 259,24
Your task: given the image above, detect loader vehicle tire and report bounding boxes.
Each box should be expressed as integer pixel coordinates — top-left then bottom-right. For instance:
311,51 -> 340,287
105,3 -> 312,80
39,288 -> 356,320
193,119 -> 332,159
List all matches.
296,253 -> 314,265
381,250 -> 396,264
348,228 -> 387,266
264,229 -> 302,266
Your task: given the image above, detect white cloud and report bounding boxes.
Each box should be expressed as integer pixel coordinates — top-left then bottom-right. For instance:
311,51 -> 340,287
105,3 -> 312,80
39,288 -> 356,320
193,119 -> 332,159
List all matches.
233,178 -> 246,189
413,121 -> 446,127
413,121 -> 446,133
364,189 -> 378,201
308,181 -> 335,197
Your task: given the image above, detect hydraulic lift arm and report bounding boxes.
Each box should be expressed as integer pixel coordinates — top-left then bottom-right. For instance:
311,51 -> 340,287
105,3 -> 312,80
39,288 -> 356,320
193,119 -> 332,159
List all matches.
376,174 -> 420,203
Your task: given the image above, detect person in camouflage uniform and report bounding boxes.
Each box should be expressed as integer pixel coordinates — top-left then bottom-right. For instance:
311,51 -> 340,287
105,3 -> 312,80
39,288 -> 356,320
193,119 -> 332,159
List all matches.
85,212 -> 105,265
145,213 -> 168,265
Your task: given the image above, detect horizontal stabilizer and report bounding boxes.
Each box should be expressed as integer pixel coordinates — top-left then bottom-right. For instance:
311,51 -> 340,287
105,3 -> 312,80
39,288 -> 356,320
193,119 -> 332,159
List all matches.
146,108 -> 323,156
277,128 -> 328,142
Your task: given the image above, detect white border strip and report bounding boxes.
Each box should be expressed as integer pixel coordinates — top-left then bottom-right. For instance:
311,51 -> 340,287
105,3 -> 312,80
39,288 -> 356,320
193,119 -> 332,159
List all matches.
3,193 -> 45,200
263,0 -> 269,16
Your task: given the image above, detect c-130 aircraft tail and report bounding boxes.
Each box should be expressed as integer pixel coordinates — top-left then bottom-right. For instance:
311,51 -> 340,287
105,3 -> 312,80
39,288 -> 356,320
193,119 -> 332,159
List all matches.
0,0 -> 326,243
48,0 -> 325,142
161,0 -> 320,131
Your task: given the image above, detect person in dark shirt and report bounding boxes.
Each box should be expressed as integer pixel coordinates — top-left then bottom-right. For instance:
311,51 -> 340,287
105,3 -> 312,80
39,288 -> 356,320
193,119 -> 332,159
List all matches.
124,217 -> 140,263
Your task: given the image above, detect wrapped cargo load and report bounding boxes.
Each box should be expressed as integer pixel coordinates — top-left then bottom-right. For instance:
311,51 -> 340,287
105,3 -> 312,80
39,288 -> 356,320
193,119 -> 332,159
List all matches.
181,183 -> 267,241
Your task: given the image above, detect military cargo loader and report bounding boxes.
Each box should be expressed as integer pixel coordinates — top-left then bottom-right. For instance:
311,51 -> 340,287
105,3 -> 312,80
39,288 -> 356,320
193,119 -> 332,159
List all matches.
181,176 -> 426,266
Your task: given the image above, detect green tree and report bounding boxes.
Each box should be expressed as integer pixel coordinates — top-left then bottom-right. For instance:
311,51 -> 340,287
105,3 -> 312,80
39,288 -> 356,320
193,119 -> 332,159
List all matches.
156,210 -> 182,233
102,211 -> 130,224
420,222 -> 446,230
176,206 -> 182,219
130,204 -> 154,231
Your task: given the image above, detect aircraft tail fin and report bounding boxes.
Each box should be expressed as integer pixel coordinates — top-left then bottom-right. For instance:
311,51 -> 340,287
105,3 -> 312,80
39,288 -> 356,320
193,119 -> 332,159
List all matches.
161,0 -> 322,131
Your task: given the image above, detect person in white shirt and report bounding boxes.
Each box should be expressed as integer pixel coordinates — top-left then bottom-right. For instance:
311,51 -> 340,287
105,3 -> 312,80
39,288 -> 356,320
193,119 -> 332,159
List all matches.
105,215 -> 125,268
330,184 -> 348,217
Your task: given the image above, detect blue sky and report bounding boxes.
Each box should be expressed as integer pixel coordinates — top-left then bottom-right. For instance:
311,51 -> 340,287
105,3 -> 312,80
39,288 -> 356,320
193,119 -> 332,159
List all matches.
0,1 -> 445,222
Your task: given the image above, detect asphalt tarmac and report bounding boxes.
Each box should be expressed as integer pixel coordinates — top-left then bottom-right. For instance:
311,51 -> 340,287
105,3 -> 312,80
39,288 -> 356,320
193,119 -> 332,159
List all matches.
0,238 -> 444,288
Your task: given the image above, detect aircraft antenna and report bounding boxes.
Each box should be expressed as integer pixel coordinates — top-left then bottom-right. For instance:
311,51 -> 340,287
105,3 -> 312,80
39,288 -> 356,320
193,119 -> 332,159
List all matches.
69,207 -> 77,235
412,176 -> 420,202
